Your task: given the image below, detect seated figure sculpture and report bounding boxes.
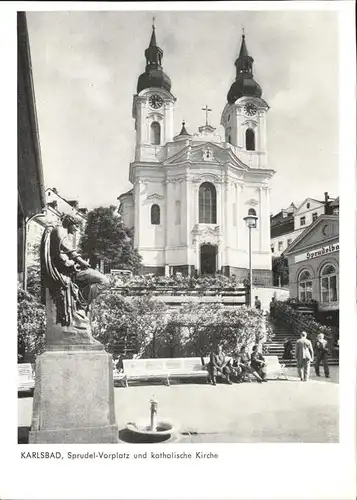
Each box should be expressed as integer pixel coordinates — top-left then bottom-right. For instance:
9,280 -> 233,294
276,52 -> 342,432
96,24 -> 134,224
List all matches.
41,214 -> 110,348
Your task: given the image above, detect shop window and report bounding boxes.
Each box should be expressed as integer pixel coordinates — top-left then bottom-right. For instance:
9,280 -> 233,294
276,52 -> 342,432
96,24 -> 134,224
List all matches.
320,264 -> 338,303
312,212 -> 318,222
150,122 -> 161,145
151,204 -> 160,225
300,216 -> 306,226
298,269 -> 313,302
199,182 -> 217,224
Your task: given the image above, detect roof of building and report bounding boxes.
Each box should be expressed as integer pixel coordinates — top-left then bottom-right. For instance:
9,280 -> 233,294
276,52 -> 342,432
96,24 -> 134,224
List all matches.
18,12 -> 46,220
271,219 -> 295,238
45,187 -> 87,219
118,188 -> 134,200
284,214 -> 339,256
330,196 -> 339,207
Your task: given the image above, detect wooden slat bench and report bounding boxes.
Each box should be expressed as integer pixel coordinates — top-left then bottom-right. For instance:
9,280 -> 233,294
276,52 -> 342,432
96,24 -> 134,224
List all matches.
18,363 -> 35,392
263,355 -> 288,380
114,357 -> 209,388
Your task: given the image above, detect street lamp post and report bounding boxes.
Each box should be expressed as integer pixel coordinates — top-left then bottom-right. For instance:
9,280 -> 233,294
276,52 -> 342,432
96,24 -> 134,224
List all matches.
243,213 -> 258,307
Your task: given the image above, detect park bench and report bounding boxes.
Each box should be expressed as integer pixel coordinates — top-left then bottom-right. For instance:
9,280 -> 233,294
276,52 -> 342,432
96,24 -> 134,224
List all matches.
114,357 -> 209,388
263,355 -> 288,380
202,355 -> 288,382
18,363 -> 35,392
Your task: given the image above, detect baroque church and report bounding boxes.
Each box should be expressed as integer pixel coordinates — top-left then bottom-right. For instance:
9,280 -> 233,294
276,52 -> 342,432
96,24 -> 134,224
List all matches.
118,25 -> 275,282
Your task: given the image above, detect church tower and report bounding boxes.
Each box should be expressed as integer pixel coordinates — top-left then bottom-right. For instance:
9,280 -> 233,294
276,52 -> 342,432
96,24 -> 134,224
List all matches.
132,23 -> 176,162
122,26 -> 275,282
221,34 -> 269,169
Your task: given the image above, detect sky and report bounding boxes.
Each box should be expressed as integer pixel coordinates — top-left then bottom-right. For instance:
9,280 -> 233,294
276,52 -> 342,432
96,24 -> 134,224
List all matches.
26,9 -> 339,215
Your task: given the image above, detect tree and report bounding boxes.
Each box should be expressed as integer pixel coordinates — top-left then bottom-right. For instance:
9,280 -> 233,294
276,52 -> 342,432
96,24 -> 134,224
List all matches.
79,206 -> 142,272
17,285 -> 46,363
272,255 -> 289,286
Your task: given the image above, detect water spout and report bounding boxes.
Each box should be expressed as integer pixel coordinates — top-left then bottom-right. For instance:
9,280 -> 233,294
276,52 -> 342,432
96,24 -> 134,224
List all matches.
150,397 -> 158,432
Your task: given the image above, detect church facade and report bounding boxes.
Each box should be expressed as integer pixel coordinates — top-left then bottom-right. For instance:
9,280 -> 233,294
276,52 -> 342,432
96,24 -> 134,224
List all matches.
118,26 -> 275,282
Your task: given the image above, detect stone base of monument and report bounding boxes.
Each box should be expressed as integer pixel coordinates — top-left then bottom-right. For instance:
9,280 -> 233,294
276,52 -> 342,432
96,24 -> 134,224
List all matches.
29,350 -> 118,444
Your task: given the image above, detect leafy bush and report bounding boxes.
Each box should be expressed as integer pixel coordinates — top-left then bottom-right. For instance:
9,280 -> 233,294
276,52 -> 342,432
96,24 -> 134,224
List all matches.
110,273 -> 245,291
270,300 -> 332,344
26,264 -> 42,302
17,285 -> 46,363
91,290 -> 271,359
170,302 -> 272,357
91,291 -> 169,357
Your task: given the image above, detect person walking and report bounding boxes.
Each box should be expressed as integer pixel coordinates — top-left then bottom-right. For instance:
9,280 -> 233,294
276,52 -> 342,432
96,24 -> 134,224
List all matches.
282,337 -> 294,360
314,333 -> 330,378
295,331 -> 314,382
254,296 -> 262,310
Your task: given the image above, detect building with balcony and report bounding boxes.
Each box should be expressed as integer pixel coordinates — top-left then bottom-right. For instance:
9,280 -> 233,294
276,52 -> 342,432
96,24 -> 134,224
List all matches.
270,193 -> 338,257
26,187 -> 87,268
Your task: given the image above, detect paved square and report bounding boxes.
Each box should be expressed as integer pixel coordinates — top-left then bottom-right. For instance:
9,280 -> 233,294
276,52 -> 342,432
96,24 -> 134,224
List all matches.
18,367 -> 338,443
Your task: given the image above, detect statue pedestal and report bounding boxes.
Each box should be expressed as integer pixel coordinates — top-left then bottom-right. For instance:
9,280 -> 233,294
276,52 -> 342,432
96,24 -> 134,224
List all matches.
29,350 -> 118,444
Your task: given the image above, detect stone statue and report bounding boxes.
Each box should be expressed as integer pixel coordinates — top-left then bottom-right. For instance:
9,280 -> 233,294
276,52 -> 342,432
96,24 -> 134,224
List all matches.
40,214 -> 110,349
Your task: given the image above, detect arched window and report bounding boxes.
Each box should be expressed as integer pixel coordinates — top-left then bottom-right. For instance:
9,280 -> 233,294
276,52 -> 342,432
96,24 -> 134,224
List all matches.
320,264 -> 338,303
199,182 -> 217,224
150,122 -> 160,145
246,128 -> 255,151
298,269 -> 313,302
248,208 -> 257,216
151,204 -> 160,225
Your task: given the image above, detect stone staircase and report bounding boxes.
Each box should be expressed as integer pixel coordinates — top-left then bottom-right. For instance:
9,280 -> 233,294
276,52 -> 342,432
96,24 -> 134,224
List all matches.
266,317 -> 339,367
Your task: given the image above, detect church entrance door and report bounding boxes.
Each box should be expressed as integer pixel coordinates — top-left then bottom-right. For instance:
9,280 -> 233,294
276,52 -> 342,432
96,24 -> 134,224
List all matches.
200,244 -> 217,275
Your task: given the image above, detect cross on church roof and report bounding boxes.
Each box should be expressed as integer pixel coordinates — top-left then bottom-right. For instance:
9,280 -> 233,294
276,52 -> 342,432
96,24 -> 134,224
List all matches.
202,105 -> 212,126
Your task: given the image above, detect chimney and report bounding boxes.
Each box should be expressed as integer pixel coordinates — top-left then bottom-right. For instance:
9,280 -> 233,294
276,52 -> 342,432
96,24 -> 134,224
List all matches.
324,192 -> 329,203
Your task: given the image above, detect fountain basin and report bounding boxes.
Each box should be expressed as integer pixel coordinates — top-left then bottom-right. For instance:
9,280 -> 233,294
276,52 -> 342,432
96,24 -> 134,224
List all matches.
123,420 -> 178,443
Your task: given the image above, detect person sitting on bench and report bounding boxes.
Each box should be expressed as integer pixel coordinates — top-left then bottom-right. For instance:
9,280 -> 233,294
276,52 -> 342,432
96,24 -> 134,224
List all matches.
238,345 -> 264,383
208,345 -> 233,385
230,351 -> 244,383
251,345 -> 268,382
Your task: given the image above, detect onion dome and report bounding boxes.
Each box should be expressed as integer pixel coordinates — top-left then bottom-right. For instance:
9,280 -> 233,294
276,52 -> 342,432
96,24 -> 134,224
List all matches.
137,24 -> 172,94
227,34 -> 262,104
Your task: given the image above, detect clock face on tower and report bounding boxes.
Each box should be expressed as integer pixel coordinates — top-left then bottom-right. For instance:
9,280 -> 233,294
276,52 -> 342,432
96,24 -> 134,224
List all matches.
149,94 -> 164,109
243,103 -> 257,117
